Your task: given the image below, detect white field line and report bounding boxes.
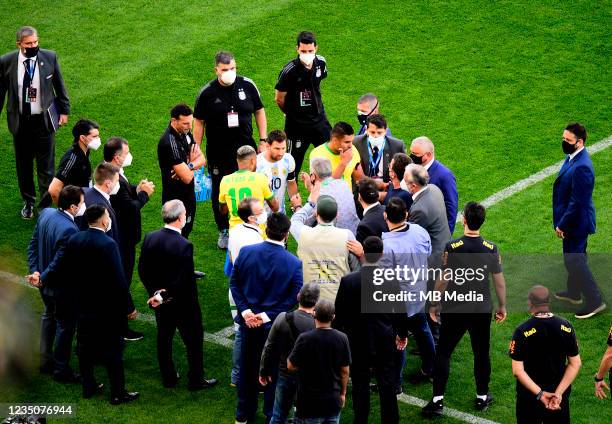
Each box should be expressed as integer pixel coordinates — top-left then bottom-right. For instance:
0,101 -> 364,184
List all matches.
5,137 -> 612,424
455,135 -> 612,222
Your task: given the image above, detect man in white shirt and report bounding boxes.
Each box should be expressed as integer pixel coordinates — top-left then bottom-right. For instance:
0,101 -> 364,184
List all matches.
256,130 -> 298,214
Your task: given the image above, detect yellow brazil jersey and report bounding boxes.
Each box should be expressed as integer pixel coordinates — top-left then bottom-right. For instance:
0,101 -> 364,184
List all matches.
310,143 -> 361,189
219,170 -> 274,229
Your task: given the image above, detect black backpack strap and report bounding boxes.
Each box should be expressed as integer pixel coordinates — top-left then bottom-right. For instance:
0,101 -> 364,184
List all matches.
285,311 -> 300,341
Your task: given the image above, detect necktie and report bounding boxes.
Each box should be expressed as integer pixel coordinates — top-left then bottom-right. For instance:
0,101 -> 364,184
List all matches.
370,146 -> 379,177
22,59 -> 32,116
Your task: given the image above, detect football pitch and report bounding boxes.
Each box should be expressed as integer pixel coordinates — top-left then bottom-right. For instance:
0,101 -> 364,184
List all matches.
0,1 -> 610,423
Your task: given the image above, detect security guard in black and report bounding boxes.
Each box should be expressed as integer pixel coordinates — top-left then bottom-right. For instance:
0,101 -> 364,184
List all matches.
55,142 -> 91,188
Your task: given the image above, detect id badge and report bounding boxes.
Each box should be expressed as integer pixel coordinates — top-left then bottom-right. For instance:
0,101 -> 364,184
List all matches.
299,90 -> 312,107
26,86 -> 37,103
227,111 -> 239,128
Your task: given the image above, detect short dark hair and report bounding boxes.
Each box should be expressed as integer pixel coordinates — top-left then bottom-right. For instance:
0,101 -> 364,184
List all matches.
391,153 -> 412,180
85,204 -> 106,225
366,114 -> 387,129
314,299 -> 334,323
298,283 -> 320,308
215,51 -> 234,65
103,137 -> 128,162
93,162 -> 119,185
170,103 -> 193,120
72,119 -> 99,142
237,198 -> 256,223
58,185 -> 83,211
385,197 -> 407,224
267,129 -> 287,145
565,122 -> 587,143
266,212 -> 291,242
236,145 -> 256,161
297,31 -> 317,46
330,121 -> 354,139
363,236 -> 384,263
463,201 -> 486,231
358,177 -> 379,205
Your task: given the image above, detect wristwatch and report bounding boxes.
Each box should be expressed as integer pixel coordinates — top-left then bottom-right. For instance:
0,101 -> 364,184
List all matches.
188,162 -> 194,170
594,374 -> 604,382
259,137 -> 267,142
535,390 -> 543,400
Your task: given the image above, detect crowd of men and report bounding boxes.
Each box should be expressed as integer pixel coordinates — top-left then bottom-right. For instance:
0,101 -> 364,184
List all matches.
1,25 -> 609,424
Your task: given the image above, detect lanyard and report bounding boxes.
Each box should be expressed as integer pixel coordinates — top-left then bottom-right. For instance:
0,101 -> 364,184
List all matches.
24,59 -> 37,82
368,141 -> 385,176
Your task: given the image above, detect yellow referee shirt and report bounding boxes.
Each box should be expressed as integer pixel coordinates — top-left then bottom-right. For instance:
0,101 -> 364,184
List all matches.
219,170 -> 274,229
310,143 -> 361,189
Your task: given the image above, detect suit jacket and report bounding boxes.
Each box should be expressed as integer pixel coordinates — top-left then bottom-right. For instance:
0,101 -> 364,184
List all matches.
82,187 -> 120,246
0,49 -> 70,135
353,134 -> 406,182
553,149 -> 596,238
409,184 -> 451,261
138,228 -> 198,304
61,228 -> 132,330
110,173 -> 149,250
27,208 -> 79,298
230,241 -> 303,327
356,203 -> 388,244
427,160 -> 458,234
334,268 -> 408,360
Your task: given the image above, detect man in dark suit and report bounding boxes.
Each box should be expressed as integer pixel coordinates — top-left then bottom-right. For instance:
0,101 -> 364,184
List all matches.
410,136 -> 458,233
335,236 -> 409,424
105,137 -> 154,341
139,199 -> 218,391
356,177 -> 387,243
82,162 -> 121,245
26,185 -> 83,380
0,26 -> 70,217
553,123 -> 605,319
353,114 -> 405,184
61,205 -> 138,404
230,212 -> 303,424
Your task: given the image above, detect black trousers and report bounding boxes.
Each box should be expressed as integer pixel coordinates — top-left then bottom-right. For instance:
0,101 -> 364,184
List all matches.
154,301 -> 204,387
562,236 -> 602,307
208,161 -> 236,232
285,119 -> 332,177
77,324 -> 126,398
350,337 -> 399,424
432,313 -> 491,397
13,114 -> 54,208
181,197 -> 196,239
516,391 -> 570,424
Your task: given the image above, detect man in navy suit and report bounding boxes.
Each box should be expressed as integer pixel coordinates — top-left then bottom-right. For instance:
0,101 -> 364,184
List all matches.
106,137 -> 155,341
553,123 -> 605,319
0,26 -> 70,217
410,136 -> 458,234
356,177 -> 388,243
230,212 -> 303,424
60,204 -> 139,404
27,185 -> 84,381
82,162 -> 121,245
139,200 -> 218,391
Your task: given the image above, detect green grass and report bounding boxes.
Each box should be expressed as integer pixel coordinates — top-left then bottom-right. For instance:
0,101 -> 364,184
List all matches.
0,0 -> 610,423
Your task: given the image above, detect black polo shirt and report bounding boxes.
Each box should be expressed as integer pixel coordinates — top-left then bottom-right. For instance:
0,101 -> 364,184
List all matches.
193,76 -> 262,165
157,124 -> 195,204
275,56 -> 328,127
55,143 -> 91,188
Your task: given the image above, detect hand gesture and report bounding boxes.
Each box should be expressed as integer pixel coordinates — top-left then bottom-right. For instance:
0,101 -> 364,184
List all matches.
189,143 -> 202,163
170,170 -> 180,180
26,272 -> 41,288
339,147 -> 353,166
395,336 -> 408,351
555,227 -> 565,239
495,305 -> 507,323
307,180 -> 321,204
137,179 -> 155,196
147,289 -> 166,308
300,172 -> 313,192
346,240 -> 364,259
127,309 -> 138,320
290,193 -> 302,209
540,392 -> 560,410
259,375 -> 272,386
595,380 -> 610,399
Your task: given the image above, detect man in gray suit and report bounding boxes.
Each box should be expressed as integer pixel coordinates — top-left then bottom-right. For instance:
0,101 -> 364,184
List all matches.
353,114 -> 405,185
0,26 -> 70,218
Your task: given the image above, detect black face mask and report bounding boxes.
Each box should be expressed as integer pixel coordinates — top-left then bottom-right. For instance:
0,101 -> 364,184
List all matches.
410,153 -> 423,165
24,46 -> 39,58
562,140 -> 578,155
357,114 -> 368,126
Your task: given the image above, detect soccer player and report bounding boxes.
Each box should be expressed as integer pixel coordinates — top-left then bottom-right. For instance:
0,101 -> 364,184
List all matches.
256,130 -> 298,214
219,145 -> 278,229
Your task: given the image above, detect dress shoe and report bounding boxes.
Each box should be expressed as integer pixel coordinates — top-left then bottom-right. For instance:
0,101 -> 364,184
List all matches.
554,291 -> 582,305
188,378 -> 218,391
21,202 -> 34,220
110,391 -> 139,405
124,328 -> 144,341
575,303 -> 606,319
217,230 -> 229,249
475,394 -> 494,411
421,399 -> 443,417
83,383 -> 104,399
194,270 -> 206,279
163,372 -> 181,388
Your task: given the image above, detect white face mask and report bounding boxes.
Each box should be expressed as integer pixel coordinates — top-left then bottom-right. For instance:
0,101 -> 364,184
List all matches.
299,53 -> 315,66
88,137 -> 101,151
400,179 -> 410,192
75,202 -> 86,217
110,180 -> 120,195
105,218 -> 113,233
255,211 -> 268,225
220,69 -> 236,85
368,135 -> 385,150
122,152 -> 133,167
